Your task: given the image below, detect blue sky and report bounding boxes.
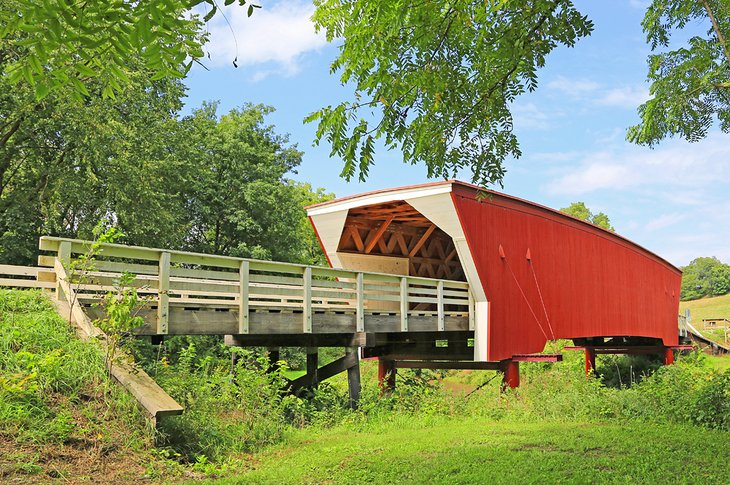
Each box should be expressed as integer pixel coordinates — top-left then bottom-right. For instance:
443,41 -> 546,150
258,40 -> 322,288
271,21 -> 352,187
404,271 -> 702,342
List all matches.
183,0 -> 729,267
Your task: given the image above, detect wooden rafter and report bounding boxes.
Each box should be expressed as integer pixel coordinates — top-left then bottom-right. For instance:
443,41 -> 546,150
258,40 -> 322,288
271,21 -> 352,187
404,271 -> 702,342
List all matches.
337,201 -> 467,282
348,226 -> 365,252
408,224 -> 436,257
364,216 -> 394,253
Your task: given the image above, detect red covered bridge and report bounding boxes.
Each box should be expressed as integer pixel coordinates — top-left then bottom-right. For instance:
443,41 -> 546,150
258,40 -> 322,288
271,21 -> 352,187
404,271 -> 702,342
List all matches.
7,180 -> 688,417
0,182 -> 688,420
308,180 -> 686,386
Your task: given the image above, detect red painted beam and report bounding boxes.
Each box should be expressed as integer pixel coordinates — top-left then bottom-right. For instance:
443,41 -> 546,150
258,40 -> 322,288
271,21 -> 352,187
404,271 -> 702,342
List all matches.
511,353 -> 563,362
501,360 -> 520,389
393,361 -> 504,370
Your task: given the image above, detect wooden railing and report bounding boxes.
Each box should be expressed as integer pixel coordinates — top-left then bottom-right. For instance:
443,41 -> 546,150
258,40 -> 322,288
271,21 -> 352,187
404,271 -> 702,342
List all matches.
0,264 -> 55,290
36,236 -> 473,335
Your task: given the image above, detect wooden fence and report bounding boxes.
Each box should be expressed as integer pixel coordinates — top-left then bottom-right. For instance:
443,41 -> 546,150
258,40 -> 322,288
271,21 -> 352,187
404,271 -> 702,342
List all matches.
32,236 -> 473,336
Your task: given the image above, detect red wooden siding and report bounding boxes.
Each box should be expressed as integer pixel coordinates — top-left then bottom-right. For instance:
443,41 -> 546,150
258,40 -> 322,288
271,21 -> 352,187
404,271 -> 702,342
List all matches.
451,185 -> 681,361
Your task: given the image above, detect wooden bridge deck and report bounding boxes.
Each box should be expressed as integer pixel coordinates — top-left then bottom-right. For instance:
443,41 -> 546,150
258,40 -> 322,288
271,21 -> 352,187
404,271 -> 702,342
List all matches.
34,236 -> 473,341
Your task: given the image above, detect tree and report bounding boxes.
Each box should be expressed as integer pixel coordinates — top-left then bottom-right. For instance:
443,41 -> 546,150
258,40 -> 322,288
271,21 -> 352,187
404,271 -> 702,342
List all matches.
0,46 -> 189,263
680,256 -> 730,300
559,202 -> 615,231
175,102 -> 325,263
627,0 -> 730,146
308,0 -> 593,187
0,46 -> 330,266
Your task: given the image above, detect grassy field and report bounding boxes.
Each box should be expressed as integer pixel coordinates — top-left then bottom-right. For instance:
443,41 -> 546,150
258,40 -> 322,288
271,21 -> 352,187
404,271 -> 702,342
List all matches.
680,293 -> 730,345
223,417 -> 730,484
3,289 -> 730,483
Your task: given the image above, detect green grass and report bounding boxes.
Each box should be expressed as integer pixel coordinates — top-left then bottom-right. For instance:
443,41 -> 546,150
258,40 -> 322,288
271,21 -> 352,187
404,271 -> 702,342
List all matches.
219,416 -> 729,484
680,293 -> 730,326
679,293 -> 730,348
3,289 -> 730,483
0,289 -> 164,481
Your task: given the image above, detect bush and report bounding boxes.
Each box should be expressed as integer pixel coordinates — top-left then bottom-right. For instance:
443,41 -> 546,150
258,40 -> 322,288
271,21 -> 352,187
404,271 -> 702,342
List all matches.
153,344 -> 291,463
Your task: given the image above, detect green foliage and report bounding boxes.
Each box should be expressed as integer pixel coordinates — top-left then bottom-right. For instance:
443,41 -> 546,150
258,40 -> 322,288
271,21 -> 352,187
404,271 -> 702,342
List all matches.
680,256 -> 730,300
597,354 -> 663,388
0,290 -> 147,447
627,0 -> 730,145
151,343 -> 291,463
95,271 -> 148,378
176,102 -> 334,262
2,0 -> 198,101
0,63 -> 331,265
0,57 -> 188,263
559,201 -> 615,231
308,0 -> 593,187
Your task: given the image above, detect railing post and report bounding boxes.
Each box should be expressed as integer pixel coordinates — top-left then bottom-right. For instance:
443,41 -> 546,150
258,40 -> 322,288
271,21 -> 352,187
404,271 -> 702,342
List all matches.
356,272 -> 364,332
400,277 -> 408,332
303,266 -> 312,333
239,260 -> 250,334
157,252 -> 170,335
56,241 -> 71,297
437,280 -> 445,331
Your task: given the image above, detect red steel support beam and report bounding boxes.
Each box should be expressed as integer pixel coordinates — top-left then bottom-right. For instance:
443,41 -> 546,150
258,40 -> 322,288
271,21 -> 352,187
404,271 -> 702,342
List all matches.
663,347 -> 675,365
378,358 -> 396,394
512,353 -> 563,363
585,348 -> 597,376
501,360 -> 520,389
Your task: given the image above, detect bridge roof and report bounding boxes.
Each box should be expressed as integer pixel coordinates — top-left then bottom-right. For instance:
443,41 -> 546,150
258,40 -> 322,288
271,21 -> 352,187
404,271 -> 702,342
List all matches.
307,180 -> 679,273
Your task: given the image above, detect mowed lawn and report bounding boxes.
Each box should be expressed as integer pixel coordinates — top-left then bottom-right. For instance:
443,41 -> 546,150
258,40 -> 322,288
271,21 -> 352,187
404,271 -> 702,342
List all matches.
679,293 -> 730,346
220,417 -> 729,484
680,293 -> 730,324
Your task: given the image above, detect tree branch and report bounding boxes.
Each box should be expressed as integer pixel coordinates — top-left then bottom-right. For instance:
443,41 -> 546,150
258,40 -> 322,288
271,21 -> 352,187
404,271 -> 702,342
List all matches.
701,0 -> 730,64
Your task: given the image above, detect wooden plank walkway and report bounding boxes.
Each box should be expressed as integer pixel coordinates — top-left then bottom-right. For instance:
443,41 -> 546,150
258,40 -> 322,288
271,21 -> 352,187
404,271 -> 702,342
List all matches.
34,236 -> 473,338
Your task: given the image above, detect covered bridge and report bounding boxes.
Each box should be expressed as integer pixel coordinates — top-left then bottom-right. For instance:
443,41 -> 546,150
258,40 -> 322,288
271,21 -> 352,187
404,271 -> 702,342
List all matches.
308,180 -> 683,373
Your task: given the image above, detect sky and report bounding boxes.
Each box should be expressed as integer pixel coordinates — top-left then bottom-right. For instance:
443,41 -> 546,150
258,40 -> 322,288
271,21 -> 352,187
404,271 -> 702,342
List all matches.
182,0 -> 730,267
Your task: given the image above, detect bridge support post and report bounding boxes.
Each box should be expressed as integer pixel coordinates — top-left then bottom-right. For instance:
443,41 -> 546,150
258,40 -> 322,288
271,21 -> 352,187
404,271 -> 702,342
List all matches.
663,347 -> 674,365
306,348 -> 319,388
378,358 -> 396,394
501,360 -> 520,389
585,348 -> 597,376
346,347 -> 360,410
225,335 -> 245,370
267,347 -> 280,373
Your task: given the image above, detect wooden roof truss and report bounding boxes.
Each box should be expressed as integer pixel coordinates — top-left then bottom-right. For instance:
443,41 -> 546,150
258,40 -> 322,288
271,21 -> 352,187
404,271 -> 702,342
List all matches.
337,201 -> 466,282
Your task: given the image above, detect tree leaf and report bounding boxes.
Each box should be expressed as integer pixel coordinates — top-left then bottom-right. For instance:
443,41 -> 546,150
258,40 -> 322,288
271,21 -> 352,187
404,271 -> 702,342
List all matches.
203,5 -> 217,22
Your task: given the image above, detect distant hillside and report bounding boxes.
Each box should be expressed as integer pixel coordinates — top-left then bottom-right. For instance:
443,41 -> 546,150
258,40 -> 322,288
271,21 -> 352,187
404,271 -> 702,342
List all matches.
680,292 -> 730,323
679,293 -> 730,344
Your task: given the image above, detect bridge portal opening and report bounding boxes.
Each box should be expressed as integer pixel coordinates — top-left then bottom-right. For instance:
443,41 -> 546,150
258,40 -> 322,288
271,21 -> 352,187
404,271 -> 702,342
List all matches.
335,201 -> 466,282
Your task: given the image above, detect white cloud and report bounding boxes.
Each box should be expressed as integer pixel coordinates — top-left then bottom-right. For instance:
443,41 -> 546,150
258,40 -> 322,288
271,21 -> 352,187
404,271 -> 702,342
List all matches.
596,86 -> 651,108
200,1 -> 328,76
644,212 -> 687,231
628,0 -> 650,9
547,156 -> 635,195
544,133 -> 730,196
511,102 -> 552,130
546,76 -> 650,110
546,76 -> 600,95
532,150 -> 583,162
